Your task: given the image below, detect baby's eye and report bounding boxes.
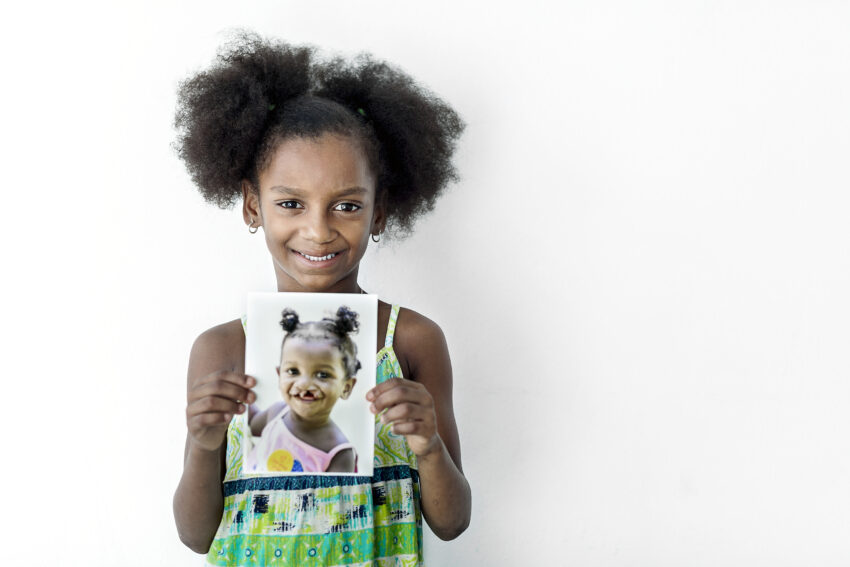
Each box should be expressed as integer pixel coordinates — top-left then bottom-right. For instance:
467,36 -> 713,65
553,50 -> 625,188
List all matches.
316,371 -> 332,379
285,367 -> 299,376
278,200 -> 303,209
334,202 -> 361,213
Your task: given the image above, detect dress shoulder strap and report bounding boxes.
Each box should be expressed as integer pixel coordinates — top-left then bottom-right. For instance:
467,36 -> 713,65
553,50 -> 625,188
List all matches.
384,304 -> 401,348
326,442 -> 356,460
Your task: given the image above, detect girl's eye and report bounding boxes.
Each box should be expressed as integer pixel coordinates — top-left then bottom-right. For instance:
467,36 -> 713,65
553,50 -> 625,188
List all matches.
316,371 -> 332,379
285,368 -> 299,375
278,200 -> 303,209
334,202 -> 361,213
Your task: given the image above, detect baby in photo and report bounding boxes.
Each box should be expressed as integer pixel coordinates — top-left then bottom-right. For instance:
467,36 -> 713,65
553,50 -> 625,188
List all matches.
246,306 -> 361,473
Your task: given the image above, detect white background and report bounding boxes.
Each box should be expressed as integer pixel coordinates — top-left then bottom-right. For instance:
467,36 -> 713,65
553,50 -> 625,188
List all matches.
245,292 -> 377,475
2,1 -> 849,565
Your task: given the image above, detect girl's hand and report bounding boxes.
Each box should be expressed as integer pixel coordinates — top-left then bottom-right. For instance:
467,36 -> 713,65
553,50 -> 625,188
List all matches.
367,377 -> 442,458
186,370 -> 256,452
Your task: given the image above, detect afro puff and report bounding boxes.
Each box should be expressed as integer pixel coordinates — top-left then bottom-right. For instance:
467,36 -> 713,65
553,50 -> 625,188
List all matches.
174,31 -> 464,235
279,306 -> 362,378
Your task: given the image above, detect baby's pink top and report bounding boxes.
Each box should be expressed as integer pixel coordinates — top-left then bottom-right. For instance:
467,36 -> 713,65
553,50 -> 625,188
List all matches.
246,405 -> 356,473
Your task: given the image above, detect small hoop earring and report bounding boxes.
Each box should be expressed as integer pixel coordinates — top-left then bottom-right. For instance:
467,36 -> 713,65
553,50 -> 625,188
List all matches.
248,221 -> 259,234
371,233 -> 380,243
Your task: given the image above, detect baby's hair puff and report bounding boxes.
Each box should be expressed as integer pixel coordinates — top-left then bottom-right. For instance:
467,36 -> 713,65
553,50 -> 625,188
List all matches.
174,30 -> 465,236
279,306 -> 362,378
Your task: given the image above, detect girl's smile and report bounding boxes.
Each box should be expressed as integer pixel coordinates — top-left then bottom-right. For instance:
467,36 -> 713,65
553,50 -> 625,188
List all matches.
291,248 -> 345,268
295,251 -> 341,262
243,133 -> 384,293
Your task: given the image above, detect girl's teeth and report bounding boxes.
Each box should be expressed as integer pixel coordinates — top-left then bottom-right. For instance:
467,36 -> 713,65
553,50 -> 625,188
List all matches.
301,252 -> 337,262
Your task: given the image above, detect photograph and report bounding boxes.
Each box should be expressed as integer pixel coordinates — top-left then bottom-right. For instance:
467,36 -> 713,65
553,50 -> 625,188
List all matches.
243,292 -> 377,476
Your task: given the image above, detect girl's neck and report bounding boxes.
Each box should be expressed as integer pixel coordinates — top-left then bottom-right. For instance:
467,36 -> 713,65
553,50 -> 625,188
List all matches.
274,271 -> 364,294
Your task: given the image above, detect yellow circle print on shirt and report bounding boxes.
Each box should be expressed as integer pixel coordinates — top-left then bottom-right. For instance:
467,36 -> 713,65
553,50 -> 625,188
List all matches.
267,449 -> 303,472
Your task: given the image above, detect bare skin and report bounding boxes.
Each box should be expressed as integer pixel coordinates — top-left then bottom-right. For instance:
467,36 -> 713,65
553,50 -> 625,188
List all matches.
173,134 -> 471,553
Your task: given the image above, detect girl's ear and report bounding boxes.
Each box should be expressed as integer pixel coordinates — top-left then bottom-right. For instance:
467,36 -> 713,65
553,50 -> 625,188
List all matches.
340,377 -> 357,400
370,198 -> 386,238
242,180 -> 262,229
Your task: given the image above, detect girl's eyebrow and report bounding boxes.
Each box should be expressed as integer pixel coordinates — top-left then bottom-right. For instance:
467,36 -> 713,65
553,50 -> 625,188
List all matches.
335,186 -> 369,196
269,185 -> 368,197
269,186 -> 302,195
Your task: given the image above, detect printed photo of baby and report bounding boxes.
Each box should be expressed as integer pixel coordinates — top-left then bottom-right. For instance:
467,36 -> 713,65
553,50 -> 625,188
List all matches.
243,293 -> 377,476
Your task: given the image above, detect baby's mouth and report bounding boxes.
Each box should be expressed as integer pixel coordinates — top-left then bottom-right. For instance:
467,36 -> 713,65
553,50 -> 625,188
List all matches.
292,391 -> 320,402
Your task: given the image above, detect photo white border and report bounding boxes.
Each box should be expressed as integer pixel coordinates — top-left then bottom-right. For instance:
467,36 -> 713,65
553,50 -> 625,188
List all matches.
243,292 -> 377,476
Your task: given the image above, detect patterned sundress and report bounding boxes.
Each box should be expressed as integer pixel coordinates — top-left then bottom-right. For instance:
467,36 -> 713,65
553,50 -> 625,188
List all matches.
206,304 -> 423,566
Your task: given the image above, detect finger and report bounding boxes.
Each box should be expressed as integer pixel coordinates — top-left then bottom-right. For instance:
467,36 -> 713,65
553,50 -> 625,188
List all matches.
365,377 -> 406,401
380,402 -> 428,425
370,383 -> 431,414
189,412 -> 234,429
187,395 -> 246,418
389,420 -> 431,436
190,379 -> 256,405
193,370 -> 256,390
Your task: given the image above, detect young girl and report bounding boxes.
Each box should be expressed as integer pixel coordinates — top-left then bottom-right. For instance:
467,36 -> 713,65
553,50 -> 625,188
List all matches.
246,307 -> 362,474
173,32 -> 471,566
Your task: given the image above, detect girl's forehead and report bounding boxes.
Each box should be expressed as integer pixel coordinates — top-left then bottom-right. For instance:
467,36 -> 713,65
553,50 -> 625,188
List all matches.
259,134 -> 375,194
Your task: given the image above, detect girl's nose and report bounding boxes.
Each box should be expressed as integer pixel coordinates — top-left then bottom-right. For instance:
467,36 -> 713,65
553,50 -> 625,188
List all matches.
302,209 -> 335,243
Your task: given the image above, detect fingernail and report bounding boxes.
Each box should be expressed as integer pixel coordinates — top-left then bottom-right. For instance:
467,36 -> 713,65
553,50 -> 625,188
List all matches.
365,391 -> 374,401
369,403 -> 376,414
246,376 -> 256,386
224,414 -> 232,421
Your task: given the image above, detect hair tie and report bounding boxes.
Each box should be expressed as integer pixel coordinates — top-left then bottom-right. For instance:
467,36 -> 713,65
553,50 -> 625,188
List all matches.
357,107 -> 366,117
268,103 -> 276,111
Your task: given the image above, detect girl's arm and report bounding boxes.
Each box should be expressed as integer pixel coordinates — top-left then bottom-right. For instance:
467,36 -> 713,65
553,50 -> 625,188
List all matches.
173,323 -> 255,554
367,310 -> 471,540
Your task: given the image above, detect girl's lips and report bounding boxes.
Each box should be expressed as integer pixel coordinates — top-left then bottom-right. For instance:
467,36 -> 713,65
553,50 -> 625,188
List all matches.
291,249 -> 344,268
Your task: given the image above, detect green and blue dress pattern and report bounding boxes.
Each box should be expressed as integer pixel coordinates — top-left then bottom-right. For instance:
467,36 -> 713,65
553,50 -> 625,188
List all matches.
206,305 -> 422,566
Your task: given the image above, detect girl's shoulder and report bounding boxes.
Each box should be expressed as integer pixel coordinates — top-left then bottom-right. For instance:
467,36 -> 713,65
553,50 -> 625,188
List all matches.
382,302 -> 450,383
394,306 -> 446,347
190,318 -> 246,372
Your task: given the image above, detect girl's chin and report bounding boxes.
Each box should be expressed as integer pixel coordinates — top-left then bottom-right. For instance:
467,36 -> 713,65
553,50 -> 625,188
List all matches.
275,267 -> 359,293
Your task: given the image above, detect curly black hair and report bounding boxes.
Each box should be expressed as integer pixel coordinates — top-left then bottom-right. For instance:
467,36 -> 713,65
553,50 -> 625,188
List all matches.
174,31 -> 464,235
279,306 -> 361,378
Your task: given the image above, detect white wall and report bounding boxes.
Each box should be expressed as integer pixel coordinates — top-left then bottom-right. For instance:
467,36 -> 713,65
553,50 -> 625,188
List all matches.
3,1 -> 850,565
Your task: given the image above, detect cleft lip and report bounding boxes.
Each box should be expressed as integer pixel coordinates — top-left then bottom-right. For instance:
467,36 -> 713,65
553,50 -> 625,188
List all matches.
292,390 -> 319,400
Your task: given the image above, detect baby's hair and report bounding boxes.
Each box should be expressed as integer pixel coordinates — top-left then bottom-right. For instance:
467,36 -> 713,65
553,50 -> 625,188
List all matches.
174,30 -> 465,235
279,306 -> 362,378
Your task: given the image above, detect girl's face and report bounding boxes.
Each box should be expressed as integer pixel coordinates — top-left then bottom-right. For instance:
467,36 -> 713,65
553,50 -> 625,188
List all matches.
243,133 -> 384,293
277,336 -> 356,422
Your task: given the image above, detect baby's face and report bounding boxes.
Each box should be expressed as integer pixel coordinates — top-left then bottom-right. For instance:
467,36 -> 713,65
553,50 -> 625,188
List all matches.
278,336 -> 355,422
